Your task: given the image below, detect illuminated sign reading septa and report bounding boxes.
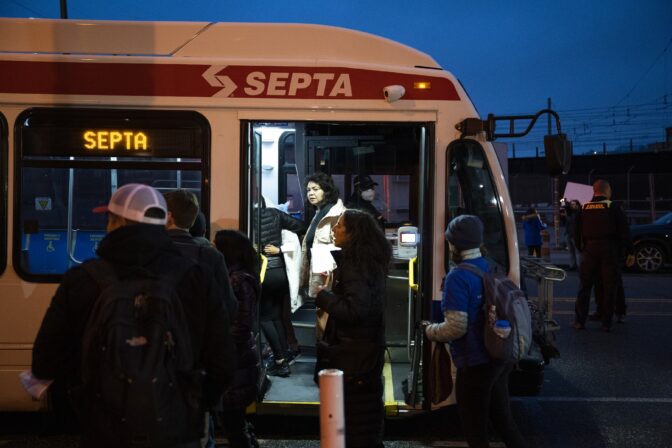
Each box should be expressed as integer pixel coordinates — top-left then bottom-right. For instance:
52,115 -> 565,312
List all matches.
83,130 -> 149,151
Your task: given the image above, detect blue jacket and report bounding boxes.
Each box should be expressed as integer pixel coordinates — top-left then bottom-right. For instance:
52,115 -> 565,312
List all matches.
523,215 -> 546,246
442,257 -> 490,368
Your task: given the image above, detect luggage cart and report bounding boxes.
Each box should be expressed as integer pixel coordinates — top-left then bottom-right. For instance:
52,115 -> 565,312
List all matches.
520,256 -> 566,334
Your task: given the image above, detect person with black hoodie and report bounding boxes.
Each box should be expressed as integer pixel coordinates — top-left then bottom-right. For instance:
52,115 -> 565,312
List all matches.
259,197 -> 306,377
31,184 -> 235,448
163,189 -> 238,318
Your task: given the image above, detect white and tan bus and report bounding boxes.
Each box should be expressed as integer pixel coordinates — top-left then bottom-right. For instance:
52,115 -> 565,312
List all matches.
0,18 -> 554,415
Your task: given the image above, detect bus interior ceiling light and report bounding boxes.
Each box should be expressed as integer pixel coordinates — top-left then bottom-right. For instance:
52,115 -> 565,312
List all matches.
383,85 -> 405,102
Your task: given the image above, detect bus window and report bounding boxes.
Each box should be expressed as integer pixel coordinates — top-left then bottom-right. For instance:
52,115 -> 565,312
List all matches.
14,108 -> 209,282
446,139 -> 508,271
0,113 -> 6,275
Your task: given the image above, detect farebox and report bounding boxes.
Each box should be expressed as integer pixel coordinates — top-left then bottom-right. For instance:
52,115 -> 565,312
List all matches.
396,226 -> 419,260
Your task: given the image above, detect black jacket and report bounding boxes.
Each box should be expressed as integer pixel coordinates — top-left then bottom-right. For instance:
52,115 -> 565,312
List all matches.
32,224 -> 235,442
346,193 -> 385,229
315,252 -> 387,448
260,207 -> 305,269
316,253 -> 386,375
220,264 -> 261,410
575,196 -> 634,254
167,228 -> 238,318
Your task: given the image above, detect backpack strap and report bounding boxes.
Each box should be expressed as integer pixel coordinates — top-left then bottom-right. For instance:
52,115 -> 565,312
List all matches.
456,263 -> 489,315
456,262 -> 485,278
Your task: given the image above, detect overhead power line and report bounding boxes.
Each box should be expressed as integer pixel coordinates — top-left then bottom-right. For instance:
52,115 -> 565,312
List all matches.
614,35 -> 672,107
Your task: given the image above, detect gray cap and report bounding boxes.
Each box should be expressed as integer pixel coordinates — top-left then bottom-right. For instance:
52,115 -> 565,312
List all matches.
445,215 -> 483,251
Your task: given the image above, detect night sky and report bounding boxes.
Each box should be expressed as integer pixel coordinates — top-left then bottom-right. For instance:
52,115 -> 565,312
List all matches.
2,0 -> 671,156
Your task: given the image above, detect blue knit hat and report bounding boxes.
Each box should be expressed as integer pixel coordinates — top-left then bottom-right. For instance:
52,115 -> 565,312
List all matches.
445,215 -> 483,251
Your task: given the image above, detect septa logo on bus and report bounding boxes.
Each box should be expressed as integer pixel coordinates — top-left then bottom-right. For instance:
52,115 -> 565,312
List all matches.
203,66 -> 352,98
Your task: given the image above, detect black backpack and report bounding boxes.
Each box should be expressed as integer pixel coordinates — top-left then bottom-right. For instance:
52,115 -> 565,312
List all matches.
80,259 -> 201,447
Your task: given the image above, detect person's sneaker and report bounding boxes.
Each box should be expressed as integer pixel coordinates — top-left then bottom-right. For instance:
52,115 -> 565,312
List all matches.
616,315 -> 626,324
285,349 -> 302,365
284,352 -> 296,366
572,321 -> 585,330
588,313 -> 601,322
266,359 -> 290,377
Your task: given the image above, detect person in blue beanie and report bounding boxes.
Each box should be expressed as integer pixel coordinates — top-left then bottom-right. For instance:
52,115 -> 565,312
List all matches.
423,215 -> 528,448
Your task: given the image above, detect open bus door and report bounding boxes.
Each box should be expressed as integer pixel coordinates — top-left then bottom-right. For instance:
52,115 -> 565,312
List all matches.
244,120 -> 432,416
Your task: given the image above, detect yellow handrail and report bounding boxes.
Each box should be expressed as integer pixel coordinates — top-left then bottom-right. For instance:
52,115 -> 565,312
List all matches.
408,256 -> 418,292
260,254 -> 268,283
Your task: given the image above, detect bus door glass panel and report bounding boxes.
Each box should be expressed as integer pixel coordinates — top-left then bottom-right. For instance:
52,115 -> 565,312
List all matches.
446,140 -> 508,272
278,131 -> 304,219
0,113 -> 7,275
15,108 -> 208,281
246,121 -> 428,405
250,130 -> 263,254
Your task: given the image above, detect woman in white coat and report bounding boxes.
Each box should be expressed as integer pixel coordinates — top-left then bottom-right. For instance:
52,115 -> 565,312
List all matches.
300,172 -> 346,338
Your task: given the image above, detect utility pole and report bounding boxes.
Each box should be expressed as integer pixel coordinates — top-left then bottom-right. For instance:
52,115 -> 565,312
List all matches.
60,0 -> 68,19
549,97 -> 561,249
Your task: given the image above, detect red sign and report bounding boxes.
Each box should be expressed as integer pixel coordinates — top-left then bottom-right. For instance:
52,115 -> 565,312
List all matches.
0,61 -> 459,101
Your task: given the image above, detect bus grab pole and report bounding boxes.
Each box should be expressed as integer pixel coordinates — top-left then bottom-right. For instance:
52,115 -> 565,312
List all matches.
319,369 -> 345,448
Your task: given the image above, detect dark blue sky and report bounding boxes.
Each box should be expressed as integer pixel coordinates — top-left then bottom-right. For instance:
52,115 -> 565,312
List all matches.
2,0 -> 671,155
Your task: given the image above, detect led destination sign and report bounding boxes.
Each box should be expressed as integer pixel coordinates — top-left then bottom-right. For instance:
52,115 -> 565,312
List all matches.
20,109 -> 206,159
83,130 -> 149,151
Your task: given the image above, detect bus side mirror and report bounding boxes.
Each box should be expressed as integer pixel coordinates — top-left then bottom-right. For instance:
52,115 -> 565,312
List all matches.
544,133 -> 572,176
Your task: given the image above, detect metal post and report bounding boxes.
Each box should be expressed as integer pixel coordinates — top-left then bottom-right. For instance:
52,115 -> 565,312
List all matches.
553,177 -> 560,248
648,173 -> 656,223
588,169 -> 595,186
548,98 -> 561,249
547,98 -> 552,134
60,0 -> 68,19
626,166 -> 634,211
319,369 -> 345,448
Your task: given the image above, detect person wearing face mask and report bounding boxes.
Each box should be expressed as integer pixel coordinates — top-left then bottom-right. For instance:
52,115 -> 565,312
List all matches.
300,172 -> 346,339
346,175 -> 386,229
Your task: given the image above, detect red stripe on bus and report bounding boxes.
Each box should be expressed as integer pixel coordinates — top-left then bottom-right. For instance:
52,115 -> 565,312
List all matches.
0,61 -> 460,101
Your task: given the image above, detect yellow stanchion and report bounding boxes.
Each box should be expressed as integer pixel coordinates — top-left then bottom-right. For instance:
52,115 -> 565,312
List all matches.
259,254 -> 268,283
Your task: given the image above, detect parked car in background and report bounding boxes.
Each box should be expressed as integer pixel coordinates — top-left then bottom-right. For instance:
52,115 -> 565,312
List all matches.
630,212 -> 672,273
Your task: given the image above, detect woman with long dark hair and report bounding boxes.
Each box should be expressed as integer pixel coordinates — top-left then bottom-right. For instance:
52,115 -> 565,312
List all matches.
314,209 -> 391,448
213,230 -> 262,448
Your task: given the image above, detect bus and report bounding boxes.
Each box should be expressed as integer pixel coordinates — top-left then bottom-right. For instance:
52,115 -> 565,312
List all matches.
0,18 -> 558,415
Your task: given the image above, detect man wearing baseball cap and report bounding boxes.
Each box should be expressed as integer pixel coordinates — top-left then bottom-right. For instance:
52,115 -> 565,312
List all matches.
31,183 -> 235,447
